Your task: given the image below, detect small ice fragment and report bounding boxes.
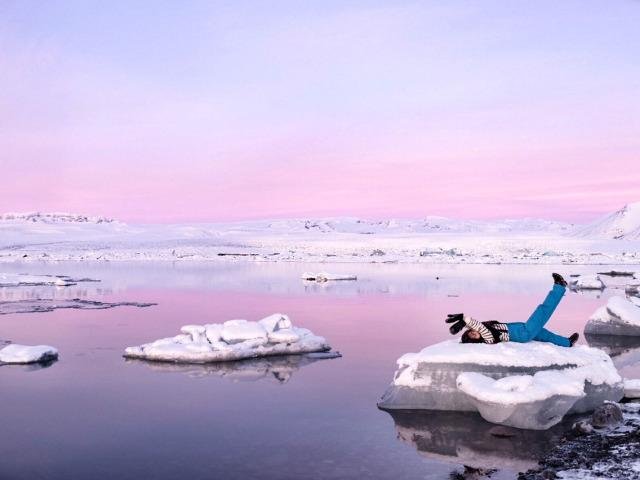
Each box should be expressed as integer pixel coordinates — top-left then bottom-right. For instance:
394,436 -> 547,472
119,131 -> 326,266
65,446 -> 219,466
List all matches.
0,344 -> 59,364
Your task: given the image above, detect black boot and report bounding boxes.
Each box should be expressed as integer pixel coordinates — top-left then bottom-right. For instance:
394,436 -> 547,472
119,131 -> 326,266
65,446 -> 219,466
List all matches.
569,332 -> 579,347
446,313 -> 465,335
552,273 -> 568,287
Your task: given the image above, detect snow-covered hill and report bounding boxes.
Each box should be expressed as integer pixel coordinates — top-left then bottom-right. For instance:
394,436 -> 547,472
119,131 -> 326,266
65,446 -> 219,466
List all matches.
574,203 -> 640,240
0,204 -> 638,264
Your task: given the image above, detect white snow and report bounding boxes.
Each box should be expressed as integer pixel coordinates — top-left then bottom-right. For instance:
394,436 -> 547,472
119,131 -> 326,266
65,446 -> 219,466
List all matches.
124,313 -> 332,363
574,202 -> 640,240
0,344 -> 58,364
301,272 -> 358,282
570,274 -> 605,290
2,204 -> 640,264
394,340 -> 621,388
624,378 -> 640,398
457,371 -> 585,404
590,296 -> 640,327
606,296 -> 640,325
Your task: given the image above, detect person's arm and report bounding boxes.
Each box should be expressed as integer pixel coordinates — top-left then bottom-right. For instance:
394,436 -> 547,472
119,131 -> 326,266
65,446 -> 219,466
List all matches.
463,316 -> 495,344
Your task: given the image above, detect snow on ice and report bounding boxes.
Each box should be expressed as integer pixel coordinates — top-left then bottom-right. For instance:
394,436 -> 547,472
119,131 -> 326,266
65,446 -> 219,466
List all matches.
124,313 -> 334,363
569,274 -> 605,290
586,296 -> 640,336
378,340 -> 623,429
0,343 -> 58,364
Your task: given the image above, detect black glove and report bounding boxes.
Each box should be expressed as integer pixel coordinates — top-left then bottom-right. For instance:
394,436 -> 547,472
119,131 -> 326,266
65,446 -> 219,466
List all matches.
446,313 -> 465,335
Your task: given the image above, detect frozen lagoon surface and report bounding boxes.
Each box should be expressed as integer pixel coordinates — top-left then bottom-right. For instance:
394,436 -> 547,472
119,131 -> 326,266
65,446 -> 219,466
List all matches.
1,261 -> 640,480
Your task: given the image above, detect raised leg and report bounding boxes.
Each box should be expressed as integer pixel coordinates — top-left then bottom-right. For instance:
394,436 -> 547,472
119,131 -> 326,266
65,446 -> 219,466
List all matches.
521,284 -> 566,340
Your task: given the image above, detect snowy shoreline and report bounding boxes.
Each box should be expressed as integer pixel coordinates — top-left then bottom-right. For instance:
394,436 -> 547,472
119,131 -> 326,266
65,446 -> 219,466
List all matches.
2,205 -> 640,265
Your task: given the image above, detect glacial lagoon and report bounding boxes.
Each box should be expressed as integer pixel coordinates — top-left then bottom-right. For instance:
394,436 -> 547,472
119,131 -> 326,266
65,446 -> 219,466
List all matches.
1,261 -> 638,479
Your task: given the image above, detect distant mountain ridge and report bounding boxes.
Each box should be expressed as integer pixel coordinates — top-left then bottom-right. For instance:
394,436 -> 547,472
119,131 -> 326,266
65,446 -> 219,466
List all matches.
2,203 -> 639,239
0,212 -> 116,224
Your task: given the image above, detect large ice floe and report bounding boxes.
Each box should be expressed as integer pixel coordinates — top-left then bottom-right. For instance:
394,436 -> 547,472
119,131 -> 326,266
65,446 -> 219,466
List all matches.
0,343 -> 58,365
124,313 -> 333,363
585,295 -> 640,336
377,340 -> 623,430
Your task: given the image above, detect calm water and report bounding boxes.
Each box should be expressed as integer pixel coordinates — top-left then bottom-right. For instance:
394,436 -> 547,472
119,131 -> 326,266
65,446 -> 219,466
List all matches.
1,262 -> 638,479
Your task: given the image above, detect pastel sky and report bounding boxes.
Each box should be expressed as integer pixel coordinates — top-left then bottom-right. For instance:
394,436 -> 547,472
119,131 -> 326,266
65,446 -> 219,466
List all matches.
1,0 -> 639,223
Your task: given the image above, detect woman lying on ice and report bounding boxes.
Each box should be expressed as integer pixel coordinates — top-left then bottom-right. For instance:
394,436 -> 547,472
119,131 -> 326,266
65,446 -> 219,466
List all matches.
447,273 -> 579,347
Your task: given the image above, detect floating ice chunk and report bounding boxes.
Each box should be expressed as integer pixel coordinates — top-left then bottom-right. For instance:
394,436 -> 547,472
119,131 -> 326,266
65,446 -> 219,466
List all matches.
378,340 -> 623,425
456,371 -> 585,429
585,296 -> 640,336
301,272 -> 357,282
259,313 -> 292,332
0,344 -> 58,364
221,320 -> 268,344
624,379 -> 640,399
124,314 -> 333,363
570,274 -> 605,290
268,328 -> 300,343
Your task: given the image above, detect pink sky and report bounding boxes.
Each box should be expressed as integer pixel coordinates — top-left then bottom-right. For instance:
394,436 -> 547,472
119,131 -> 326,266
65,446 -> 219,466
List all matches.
1,1 -> 639,223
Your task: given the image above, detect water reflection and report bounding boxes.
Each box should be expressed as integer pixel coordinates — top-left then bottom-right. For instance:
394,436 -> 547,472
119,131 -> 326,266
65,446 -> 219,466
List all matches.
585,333 -> 640,376
381,409 -> 573,474
124,352 -> 341,383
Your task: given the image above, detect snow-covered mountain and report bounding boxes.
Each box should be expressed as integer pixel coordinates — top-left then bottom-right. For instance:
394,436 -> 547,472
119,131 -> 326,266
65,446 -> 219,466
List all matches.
0,212 -> 116,224
574,203 -> 640,240
0,203 -> 639,265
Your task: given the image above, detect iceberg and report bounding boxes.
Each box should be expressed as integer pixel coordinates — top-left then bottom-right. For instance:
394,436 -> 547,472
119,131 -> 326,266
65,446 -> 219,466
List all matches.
456,371 -> 585,429
585,295 -> 640,336
569,274 -> 605,290
0,343 -> 58,364
124,313 -> 334,363
377,340 -> 623,429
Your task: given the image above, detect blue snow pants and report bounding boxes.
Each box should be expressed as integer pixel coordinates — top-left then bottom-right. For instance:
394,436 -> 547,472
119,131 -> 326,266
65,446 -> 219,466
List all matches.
507,284 -> 570,347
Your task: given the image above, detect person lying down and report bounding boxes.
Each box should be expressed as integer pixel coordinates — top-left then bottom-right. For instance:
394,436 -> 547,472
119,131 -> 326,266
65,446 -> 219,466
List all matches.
447,273 -> 579,348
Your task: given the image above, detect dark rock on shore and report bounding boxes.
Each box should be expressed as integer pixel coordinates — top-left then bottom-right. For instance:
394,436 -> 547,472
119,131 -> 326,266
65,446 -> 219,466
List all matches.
519,402 -> 640,480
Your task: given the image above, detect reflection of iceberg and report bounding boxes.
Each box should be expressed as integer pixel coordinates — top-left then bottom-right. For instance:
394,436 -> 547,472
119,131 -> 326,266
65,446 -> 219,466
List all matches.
125,352 -> 341,383
585,333 -> 640,371
382,409 -> 570,473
